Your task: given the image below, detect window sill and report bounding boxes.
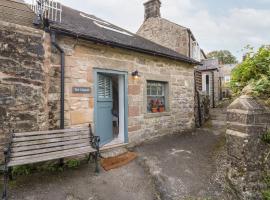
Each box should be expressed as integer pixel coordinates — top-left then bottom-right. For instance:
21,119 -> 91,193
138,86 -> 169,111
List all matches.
144,112 -> 171,119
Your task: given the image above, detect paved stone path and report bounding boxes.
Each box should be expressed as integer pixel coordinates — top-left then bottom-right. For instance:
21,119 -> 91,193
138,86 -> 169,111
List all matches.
2,103 -> 229,200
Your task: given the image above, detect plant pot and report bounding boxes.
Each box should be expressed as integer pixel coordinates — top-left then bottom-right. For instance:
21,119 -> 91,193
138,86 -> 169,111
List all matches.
152,107 -> 158,113
159,106 -> 165,112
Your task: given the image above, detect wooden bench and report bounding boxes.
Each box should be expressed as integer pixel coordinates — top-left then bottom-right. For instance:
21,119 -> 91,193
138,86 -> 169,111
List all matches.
2,124 -> 100,200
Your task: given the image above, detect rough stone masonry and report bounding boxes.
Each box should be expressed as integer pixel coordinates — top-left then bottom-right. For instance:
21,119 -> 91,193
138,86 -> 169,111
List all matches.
0,21 -> 49,161
226,95 -> 270,199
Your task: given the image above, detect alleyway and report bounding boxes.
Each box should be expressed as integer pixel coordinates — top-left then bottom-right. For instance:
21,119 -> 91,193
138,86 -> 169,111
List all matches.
3,104 -> 229,200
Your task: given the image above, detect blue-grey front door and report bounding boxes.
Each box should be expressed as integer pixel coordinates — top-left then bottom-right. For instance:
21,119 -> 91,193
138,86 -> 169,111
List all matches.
96,73 -> 113,146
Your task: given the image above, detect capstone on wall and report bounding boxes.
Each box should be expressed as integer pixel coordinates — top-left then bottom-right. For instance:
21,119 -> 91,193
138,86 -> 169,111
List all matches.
0,21 -> 49,161
49,35 -> 195,144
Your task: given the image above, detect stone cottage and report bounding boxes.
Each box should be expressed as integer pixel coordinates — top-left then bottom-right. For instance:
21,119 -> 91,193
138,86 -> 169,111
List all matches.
0,0 -> 199,158
196,59 -> 221,108
137,0 -> 214,125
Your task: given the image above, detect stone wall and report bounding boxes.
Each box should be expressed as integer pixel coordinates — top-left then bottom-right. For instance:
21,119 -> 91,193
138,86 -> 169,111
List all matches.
51,35 -> 195,144
226,95 -> 270,199
137,17 -> 190,57
0,21 -> 48,161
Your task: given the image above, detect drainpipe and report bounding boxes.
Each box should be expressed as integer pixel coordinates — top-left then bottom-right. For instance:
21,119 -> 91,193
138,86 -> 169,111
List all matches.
188,30 -> 191,58
194,70 -> 202,127
211,71 -> 215,108
51,32 -> 65,129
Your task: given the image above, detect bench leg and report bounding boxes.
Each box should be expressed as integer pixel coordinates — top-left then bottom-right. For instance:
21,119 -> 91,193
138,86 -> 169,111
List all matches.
87,153 -> 93,163
94,151 -> 99,173
59,158 -> 64,167
8,167 -> 13,181
2,168 -> 8,200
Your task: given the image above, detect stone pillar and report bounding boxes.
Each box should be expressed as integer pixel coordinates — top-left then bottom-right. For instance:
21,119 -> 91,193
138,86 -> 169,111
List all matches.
144,0 -> 161,20
226,95 -> 270,199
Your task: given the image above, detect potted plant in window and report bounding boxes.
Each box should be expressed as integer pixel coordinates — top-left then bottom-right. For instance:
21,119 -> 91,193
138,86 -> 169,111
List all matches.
159,101 -> 165,112
151,99 -> 158,113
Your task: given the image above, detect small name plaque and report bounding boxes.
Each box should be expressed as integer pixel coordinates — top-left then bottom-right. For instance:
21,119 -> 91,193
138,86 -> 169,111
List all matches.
72,87 -> 91,94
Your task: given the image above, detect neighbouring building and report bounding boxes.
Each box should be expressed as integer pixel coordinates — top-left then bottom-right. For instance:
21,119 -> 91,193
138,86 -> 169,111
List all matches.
196,58 -> 221,108
138,0 -> 213,126
137,0 -> 206,63
0,0 -> 200,160
219,64 -> 237,98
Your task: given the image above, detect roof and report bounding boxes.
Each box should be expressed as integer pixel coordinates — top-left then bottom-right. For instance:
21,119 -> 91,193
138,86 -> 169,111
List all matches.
49,5 -> 200,65
0,0 -> 35,27
196,58 -> 219,71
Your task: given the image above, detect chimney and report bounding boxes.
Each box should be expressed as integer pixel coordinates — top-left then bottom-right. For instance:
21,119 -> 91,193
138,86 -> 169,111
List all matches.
144,0 -> 161,20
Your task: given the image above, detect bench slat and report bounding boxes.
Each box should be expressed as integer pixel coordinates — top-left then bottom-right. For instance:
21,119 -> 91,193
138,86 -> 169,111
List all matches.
13,128 -> 89,137
8,146 -> 95,167
12,135 -> 90,147
12,138 -> 91,152
13,131 -> 89,142
11,142 -> 92,158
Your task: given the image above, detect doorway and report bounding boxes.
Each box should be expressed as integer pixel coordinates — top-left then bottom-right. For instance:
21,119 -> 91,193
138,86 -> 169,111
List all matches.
94,69 -> 128,147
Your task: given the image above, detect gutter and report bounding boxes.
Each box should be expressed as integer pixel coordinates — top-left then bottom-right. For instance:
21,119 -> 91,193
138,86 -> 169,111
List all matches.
51,31 -> 65,129
50,26 -> 201,65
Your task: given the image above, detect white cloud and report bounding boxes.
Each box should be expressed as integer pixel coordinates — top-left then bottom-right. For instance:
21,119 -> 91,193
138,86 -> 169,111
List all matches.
25,0 -> 270,61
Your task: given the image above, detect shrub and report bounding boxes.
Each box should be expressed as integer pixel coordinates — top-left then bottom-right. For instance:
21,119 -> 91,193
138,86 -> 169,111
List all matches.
230,46 -> 270,99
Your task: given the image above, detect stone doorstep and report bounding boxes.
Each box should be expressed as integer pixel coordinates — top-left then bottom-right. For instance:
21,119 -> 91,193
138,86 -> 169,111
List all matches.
100,143 -> 129,158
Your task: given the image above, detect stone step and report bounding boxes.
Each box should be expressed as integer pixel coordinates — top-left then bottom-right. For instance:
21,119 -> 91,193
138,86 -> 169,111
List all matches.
100,146 -> 128,158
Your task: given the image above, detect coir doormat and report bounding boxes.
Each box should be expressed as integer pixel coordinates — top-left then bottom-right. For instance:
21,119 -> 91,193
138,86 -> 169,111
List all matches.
101,151 -> 137,171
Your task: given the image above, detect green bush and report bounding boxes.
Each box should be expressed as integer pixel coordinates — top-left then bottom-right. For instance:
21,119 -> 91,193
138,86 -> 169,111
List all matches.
230,46 -> 270,99
12,165 -> 34,176
66,159 -> 81,168
262,131 -> 270,144
262,190 -> 270,200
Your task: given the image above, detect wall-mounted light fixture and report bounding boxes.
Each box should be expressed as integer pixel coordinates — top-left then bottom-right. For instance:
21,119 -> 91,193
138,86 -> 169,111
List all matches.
131,70 -> 140,79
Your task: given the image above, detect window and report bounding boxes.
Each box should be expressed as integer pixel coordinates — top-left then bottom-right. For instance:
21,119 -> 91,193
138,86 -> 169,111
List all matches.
192,41 -> 201,61
206,75 -> 210,95
147,81 -> 166,113
224,75 -> 231,83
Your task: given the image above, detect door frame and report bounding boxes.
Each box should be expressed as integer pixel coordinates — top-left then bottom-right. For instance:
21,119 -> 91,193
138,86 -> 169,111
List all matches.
93,68 -> 129,144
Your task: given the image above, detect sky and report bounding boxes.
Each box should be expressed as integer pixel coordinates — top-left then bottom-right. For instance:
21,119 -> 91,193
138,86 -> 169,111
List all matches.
25,0 -> 270,61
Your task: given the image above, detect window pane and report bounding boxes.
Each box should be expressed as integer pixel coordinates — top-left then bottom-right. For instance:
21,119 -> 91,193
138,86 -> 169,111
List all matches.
147,81 -> 167,113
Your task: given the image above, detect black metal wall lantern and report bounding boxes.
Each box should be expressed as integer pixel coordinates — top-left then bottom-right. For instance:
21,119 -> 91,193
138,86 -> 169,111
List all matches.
132,70 -> 140,79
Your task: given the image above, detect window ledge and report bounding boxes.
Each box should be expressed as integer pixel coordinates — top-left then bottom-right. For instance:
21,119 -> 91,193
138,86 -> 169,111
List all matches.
144,112 -> 171,119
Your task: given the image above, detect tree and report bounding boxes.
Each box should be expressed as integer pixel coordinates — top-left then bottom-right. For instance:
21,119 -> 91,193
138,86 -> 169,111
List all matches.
230,46 -> 270,100
207,50 -> 238,64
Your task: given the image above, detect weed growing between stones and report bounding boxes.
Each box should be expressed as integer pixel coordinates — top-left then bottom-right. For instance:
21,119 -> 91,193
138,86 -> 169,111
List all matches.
261,130 -> 270,199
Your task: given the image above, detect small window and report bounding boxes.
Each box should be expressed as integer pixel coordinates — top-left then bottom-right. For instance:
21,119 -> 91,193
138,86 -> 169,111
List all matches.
147,81 -> 167,113
224,75 -> 231,83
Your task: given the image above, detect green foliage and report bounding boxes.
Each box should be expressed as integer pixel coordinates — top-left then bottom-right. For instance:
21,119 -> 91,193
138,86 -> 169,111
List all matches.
262,190 -> 270,200
12,165 -> 34,176
230,46 -> 270,99
11,159 -> 82,176
66,159 -> 80,168
207,50 -> 238,64
262,131 -> 270,144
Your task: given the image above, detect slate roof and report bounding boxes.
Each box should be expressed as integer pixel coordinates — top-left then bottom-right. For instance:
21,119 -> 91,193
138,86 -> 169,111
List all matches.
49,5 -> 200,65
196,58 -> 219,71
0,0 -> 35,27
0,1 -> 199,64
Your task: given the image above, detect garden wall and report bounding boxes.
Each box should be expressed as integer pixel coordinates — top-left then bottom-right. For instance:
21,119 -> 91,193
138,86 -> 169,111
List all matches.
226,95 -> 270,199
